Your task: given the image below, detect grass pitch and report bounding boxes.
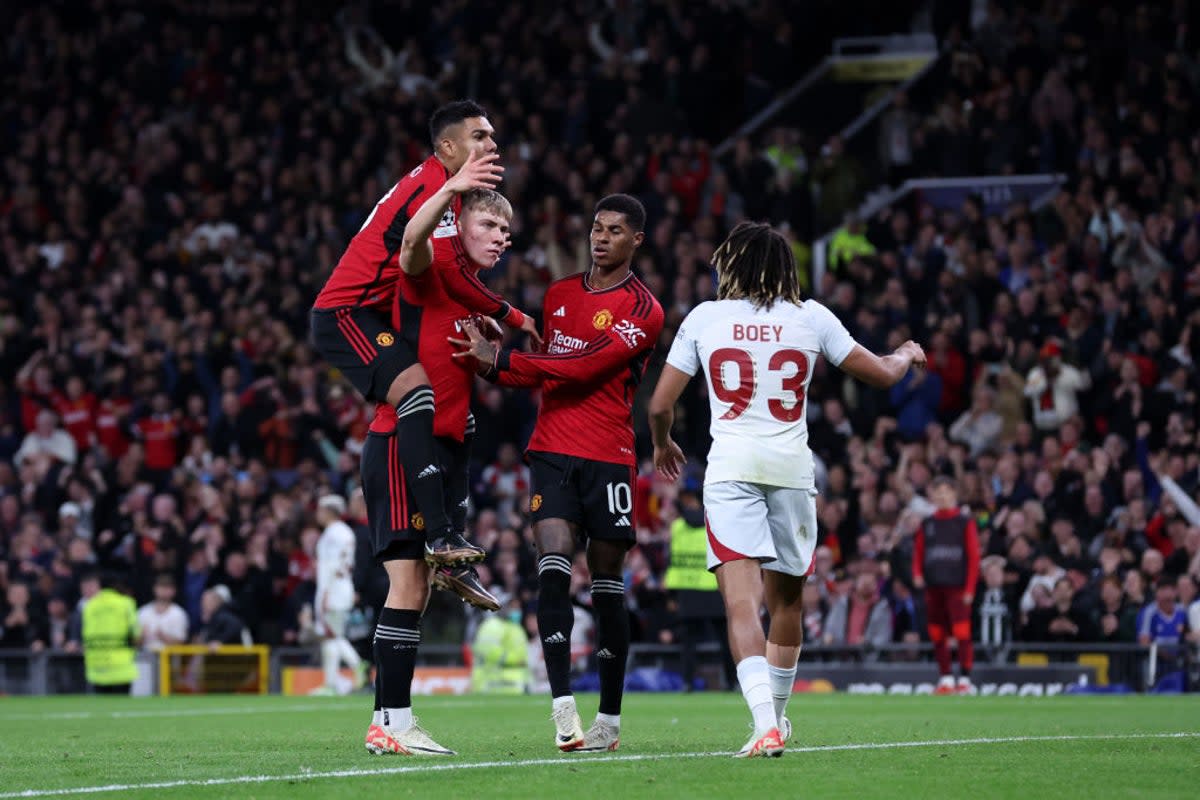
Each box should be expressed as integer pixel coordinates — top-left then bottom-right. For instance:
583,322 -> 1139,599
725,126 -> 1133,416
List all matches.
0,692 -> 1196,798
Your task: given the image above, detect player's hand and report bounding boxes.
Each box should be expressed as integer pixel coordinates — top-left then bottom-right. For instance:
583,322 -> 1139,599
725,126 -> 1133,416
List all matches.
449,318 -> 499,372
653,439 -> 686,481
899,340 -> 927,368
912,576 -> 925,590
519,315 -> 543,350
962,592 -> 974,606
446,149 -> 503,194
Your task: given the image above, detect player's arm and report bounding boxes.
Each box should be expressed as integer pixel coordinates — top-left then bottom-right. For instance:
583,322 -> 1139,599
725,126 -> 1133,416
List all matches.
838,342 -> 927,388
648,365 -> 691,481
437,258 -> 538,344
398,150 -> 503,277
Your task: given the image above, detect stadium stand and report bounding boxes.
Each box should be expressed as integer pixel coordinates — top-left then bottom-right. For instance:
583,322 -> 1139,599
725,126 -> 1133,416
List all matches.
1,1 -> 1198,692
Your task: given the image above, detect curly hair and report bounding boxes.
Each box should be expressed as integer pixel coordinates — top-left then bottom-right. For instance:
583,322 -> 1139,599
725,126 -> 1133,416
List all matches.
713,222 -> 803,309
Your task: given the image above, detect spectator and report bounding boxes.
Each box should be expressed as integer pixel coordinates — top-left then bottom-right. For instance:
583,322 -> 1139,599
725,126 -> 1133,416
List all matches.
479,443 -> 531,517
14,410 -> 76,468
0,582 -> 47,651
1024,577 -> 1095,643
194,586 -> 248,648
1093,576 -> 1138,643
823,572 -> 893,653
1137,580 -> 1187,646
948,385 -> 1003,457
889,369 -> 944,441
1023,341 -> 1090,432
137,574 -> 190,652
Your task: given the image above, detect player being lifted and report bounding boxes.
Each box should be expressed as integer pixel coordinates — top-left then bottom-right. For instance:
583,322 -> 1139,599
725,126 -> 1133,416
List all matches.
311,100 -> 536,575
451,195 -> 664,753
648,222 -> 925,757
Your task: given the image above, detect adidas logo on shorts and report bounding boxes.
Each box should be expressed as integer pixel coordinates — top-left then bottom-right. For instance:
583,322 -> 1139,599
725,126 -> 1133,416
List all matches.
596,648 -> 616,659
543,631 -> 567,644
417,464 -> 440,479
615,515 -> 631,527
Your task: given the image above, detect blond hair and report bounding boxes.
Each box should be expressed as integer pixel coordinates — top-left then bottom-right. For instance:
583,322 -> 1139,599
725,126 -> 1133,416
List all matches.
462,188 -> 513,221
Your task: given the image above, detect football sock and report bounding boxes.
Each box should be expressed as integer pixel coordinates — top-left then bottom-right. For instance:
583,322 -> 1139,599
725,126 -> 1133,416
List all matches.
394,387 -> 451,539
591,574 -> 629,716
933,640 -> 952,676
768,660 -> 797,722
736,656 -> 777,736
537,553 -> 574,698
374,607 -> 420,727
444,416 -> 473,532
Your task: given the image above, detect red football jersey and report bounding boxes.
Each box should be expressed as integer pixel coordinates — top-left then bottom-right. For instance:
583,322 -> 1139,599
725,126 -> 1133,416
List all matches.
494,271 -> 664,466
55,393 -> 98,452
137,416 -> 178,470
313,154 -> 459,311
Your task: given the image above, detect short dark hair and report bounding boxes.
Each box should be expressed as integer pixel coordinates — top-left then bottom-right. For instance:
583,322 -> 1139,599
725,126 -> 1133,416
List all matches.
713,221 -> 803,309
429,100 -> 487,145
594,194 -> 646,232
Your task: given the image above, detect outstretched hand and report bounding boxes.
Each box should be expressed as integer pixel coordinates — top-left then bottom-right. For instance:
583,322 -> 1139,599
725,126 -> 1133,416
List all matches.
445,149 -> 504,194
449,318 -> 500,373
519,315 -> 543,351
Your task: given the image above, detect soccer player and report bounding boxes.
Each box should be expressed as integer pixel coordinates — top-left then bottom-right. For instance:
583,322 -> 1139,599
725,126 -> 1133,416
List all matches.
362,187 -> 519,756
451,195 -> 664,753
647,222 -> 925,757
913,476 -> 980,695
310,99 -> 535,569
313,494 -> 366,696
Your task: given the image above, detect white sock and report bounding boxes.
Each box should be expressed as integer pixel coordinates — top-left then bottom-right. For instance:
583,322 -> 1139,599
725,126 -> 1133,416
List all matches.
381,706 -> 413,730
336,637 -> 362,669
320,640 -> 339,688
768,662 -> 797,722
596,712 -> 620,728
736,656 -> 776,736
372,710 -> 382,726
552,695 -> 576,713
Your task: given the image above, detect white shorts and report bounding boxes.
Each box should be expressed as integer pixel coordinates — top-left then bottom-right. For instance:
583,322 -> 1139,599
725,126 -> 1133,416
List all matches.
703,481 -> 819,576
320,608 -> 349,638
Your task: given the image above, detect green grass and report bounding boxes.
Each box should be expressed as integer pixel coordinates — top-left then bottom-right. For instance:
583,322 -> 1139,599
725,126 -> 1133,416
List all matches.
0,693 -> 1196,798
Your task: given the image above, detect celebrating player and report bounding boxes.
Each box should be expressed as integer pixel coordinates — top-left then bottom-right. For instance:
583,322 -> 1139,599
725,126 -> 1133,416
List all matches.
311,99 -> 535,570
362,187 -> 519,756
647,222 -> 925,758
451,195 -> 664,753
312,495 -> 366,696
913,475 -> 980,695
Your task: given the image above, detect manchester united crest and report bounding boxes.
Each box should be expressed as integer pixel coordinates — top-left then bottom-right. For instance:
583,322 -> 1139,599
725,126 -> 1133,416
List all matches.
411,513 -> 425,531
376,332 -> 395,347
531,494 -> 543,512
593,309 -> 613,330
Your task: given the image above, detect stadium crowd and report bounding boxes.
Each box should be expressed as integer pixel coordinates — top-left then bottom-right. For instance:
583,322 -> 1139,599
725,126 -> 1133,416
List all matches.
1,0 -> 1199,683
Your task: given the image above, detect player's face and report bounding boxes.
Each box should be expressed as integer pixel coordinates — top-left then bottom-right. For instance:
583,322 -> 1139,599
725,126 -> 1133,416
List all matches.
459,208 -> 510,268
443,116 -> 498,171
590,211 -> 643,269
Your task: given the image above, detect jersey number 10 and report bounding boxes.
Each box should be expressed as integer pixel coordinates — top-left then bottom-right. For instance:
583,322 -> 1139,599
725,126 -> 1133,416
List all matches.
708,348 -> 809,422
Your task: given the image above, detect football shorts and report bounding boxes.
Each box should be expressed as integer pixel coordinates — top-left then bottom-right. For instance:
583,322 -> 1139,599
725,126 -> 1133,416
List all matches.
702,481 -> 818,576
361,430 -> 426,562
527,450 -> 636,543
320,608 -> 349,638
311,306 -> 417,403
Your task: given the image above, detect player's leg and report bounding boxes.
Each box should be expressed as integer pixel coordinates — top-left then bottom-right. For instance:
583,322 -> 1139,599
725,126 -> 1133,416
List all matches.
926,587 -> 955,694
316,610 -> 342,695
946,587 -> 975,694
533,517 -> 584,751
706,481 -> 783,758
576,537 -> 631,752
429,416 -> 499,611
360,431 -> 453,756
762,486 -> 819,740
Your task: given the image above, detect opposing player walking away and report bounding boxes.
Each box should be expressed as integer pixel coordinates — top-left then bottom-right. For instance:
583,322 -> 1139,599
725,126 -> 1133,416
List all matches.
313,495 -> 366,696
451,195 -> 664,753
311,99 -> 535,573
648,222 -> 925,758
362,186 -> 523,756
914,476 -> 980,695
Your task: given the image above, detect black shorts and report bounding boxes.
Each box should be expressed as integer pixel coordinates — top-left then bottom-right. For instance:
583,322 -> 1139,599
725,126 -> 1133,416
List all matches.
310,306 -> 417,403
361,431 -> 425,562
527,451 -> 636,543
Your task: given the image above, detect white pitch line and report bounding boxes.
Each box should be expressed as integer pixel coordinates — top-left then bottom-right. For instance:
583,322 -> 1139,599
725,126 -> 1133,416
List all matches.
1,732 -> 1196,799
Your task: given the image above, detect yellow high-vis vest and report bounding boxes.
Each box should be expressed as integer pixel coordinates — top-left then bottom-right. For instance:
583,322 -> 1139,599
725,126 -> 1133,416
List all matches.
81,588 -> 139,686
664,518 -> 719,591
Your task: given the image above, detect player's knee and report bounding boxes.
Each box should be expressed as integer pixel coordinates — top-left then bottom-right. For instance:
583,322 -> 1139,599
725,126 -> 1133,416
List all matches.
386,365 -> 430,407
534,523 -> 574,559
951,622 -> 972,641
928,624 -> 948,644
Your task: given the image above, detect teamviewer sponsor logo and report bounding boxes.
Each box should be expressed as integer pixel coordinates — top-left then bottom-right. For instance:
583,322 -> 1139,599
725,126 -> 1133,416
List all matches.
548,330 -> 587,354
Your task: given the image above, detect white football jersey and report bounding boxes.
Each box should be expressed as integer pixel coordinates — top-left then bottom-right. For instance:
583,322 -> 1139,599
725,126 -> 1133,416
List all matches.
666,298 -> 857,489
316,520 -> 358,612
